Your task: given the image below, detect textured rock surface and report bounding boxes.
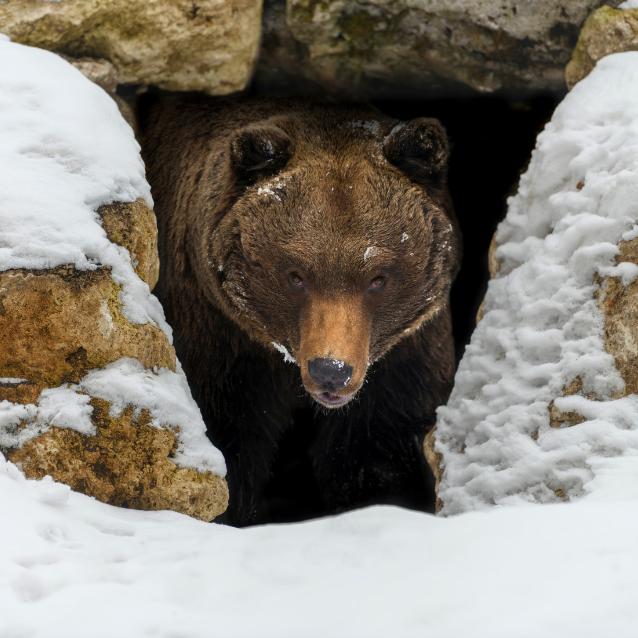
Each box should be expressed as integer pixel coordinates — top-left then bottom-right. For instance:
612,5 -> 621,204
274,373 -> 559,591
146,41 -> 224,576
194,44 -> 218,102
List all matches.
256,0 -> 615,98
98,199 -> 160,288
598,239 -> 638,394
566,6 -> 638,88
0,265 -> 174,404
8,398 -> 228,521
0,0 -> 262,94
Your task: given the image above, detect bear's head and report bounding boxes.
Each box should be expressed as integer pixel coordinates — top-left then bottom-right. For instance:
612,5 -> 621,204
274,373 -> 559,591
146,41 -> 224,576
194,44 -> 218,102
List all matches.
197,107 -> 460,409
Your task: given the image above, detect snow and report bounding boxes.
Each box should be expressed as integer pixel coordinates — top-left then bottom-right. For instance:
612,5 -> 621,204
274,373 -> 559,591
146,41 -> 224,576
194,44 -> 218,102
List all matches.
256,176 -> 288,202
363,245 -> 379,261
271,341 -> 297,364
2,456 -> 638,638
0,40 -> 224,476
81,359 -> 225,472
0,38 -> 166,332
348,119 -> 382,135
435,52 -> 638,514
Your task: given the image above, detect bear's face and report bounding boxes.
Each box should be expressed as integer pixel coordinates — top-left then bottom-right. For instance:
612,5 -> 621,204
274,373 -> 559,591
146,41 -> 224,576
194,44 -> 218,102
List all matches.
202,113 -> 460,409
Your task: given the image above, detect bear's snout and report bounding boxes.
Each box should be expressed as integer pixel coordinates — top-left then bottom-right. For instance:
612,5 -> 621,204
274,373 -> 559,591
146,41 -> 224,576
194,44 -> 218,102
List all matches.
308,358 -> 353,391
298,295 -> 370,409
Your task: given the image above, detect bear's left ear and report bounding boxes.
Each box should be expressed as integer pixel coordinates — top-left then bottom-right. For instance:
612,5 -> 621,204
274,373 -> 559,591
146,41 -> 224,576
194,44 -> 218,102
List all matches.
382,118 -> 449,182
230,124 -> 293,183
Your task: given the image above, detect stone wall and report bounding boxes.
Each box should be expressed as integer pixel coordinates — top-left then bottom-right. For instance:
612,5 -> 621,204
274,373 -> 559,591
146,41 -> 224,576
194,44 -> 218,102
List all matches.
0,0 -> 621,100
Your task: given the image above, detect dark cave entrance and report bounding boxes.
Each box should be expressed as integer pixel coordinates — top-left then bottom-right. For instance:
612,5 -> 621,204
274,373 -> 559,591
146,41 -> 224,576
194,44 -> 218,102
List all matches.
135,90 -> 558,524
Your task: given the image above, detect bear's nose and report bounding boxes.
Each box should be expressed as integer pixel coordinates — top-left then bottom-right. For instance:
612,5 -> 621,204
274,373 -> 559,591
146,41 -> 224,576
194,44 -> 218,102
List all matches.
307,358 -> 353,391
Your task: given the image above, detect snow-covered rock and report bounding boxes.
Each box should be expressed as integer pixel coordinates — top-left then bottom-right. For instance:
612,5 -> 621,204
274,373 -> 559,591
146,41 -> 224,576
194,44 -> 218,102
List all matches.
429,51 -> 638,515
0,39 -> 227,521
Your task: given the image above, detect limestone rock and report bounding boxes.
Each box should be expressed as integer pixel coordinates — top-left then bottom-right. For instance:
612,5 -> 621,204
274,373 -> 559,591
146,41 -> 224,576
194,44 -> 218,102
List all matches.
566,6 -> 638,88
597,238 -> 638,394
98,199 -> 160,288
0,0 -> 262,95
8,398 -> 228,521
0,266 -> 174,404
256,0 -> 615,98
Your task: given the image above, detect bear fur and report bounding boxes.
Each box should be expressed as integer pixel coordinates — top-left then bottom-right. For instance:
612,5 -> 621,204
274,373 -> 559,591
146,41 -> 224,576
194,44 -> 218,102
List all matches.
141,96 -> 461,526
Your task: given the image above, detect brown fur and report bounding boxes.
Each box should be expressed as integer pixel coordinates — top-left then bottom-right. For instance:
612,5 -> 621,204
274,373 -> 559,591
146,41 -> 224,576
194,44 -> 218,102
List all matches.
141,95 -> 460,525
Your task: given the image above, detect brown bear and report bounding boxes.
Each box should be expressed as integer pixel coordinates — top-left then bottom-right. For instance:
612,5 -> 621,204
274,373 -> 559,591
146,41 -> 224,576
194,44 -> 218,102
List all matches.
141,95 -> 461,526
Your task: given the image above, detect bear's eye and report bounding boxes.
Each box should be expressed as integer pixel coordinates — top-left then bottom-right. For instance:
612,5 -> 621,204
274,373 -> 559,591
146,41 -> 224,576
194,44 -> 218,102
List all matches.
288,271 -> 305,290
368,275 -> 387,292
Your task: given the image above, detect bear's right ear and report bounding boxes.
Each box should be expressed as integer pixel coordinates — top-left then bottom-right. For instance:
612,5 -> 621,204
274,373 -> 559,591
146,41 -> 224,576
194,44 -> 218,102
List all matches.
382,118 -> 449,183
230,124 -> 293,183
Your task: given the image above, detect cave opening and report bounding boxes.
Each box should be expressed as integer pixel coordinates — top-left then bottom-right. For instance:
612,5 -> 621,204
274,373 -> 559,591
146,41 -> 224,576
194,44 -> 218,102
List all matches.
135,90 -> 558,525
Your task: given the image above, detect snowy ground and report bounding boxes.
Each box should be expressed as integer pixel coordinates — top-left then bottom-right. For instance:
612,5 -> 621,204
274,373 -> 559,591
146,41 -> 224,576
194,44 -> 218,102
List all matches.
2,456 -> 638,638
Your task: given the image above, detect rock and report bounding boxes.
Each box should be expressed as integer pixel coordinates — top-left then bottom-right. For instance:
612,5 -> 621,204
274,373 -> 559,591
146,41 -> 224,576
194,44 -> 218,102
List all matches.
597,238 -> 638,394
0,40 -> 228,521
429,52 -> 638,514
8,398 -> 228,522
0,0 -> 262,95
256,0 -> 615,99
566,6 -> 638,88
0,265 -> 174,404
98,199 -> 160,288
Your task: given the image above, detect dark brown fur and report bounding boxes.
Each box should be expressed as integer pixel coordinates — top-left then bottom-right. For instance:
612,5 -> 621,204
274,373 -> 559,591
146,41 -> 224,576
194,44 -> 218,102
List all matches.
141,96 -> 461,525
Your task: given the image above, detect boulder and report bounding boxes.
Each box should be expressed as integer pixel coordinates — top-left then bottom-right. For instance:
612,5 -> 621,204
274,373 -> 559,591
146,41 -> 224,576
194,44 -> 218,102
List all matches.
566,6 -> 638,88
428,52 -> 638,514
0,39 -> 228,521
256,0 -> 616,99
0,0 -> 262,95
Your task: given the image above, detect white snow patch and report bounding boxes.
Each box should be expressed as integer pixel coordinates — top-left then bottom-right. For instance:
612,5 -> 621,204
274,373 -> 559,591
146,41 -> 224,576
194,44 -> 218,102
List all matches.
0,360 -> 225,475
37,386 -> 94,434
81,359 -> 225,474
436,52 -> 638,514
0,378 -> 27,385
348,119 -> 382,136
0,39 -> 169,335
363,246 -> 379,261
256,175 -> 288,202
272,341 -> 297,364
2,459 -> 638,637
